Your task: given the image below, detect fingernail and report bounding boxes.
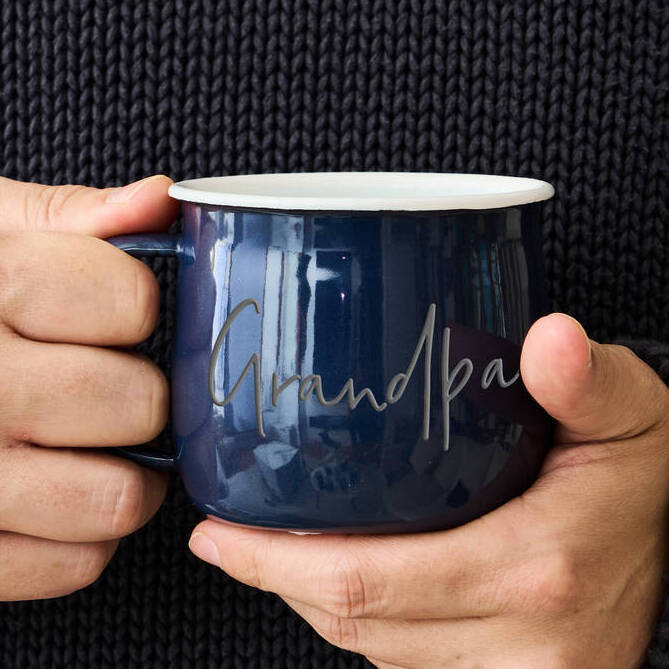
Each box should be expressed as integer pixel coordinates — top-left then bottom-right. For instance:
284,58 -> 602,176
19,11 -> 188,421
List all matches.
106,176 -> 155,203
189,532 -> 221,566
564,313 -> 592,366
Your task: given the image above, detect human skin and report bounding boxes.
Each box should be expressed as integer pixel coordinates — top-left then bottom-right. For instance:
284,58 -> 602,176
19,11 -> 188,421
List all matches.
0,175 -> 176,599
190,308 -> 669,666
0,175 -> 666,667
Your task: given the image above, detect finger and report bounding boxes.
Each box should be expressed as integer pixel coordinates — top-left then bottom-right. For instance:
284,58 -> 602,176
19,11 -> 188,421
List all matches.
282,597 -> 487,669
520,313 -> 669,443
0,174 -> 178,237
0,337 -> 168,447
0,445 -> 167,541
0,232 -> 161,345
364,659 -> 407,669
0,531 -> 118,601
188,517 -> 522,620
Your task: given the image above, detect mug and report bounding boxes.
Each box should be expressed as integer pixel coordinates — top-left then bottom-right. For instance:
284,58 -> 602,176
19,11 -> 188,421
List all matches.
109,172 -> 555,534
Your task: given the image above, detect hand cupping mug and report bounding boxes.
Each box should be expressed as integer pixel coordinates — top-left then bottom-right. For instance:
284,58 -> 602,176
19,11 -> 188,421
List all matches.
109,172 -> 555,533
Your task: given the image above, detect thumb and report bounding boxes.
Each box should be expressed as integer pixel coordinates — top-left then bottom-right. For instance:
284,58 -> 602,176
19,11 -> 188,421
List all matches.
0,174 -> 179,238
520,313 -> 669,443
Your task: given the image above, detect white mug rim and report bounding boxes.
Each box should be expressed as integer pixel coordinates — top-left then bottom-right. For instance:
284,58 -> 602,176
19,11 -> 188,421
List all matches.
168,172 -> 554,212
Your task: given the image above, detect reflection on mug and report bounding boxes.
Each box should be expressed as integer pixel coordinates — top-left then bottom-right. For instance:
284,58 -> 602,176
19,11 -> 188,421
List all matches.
111,173 -> 555,532
184,208 -> 550,528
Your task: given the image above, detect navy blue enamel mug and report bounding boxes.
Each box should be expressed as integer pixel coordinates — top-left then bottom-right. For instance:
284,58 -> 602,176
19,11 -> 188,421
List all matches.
109,172 -> 555,534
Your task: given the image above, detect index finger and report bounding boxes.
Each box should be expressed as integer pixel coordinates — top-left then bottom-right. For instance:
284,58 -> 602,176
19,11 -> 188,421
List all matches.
188,507 -> 528,621
0,174 -> 178,237
0,232 -> 160,345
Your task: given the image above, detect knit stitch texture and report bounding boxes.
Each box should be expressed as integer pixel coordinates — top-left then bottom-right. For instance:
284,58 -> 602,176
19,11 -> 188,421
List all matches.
0,1 -> 667,667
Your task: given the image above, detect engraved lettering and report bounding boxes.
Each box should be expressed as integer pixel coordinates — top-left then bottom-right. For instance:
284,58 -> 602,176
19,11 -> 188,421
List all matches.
208,298 -> 265,437
209,299 -> 523,453
385,303 -> 435,439
480,359 -> 519,389
299,375 -> 388,411
337,379 -> 387,412
298,374 -> 324,402
272,372 -> 301,406
441,327 -> 474,451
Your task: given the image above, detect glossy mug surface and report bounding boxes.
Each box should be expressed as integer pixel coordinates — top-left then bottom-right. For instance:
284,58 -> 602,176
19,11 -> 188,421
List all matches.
110,172 -> 555,533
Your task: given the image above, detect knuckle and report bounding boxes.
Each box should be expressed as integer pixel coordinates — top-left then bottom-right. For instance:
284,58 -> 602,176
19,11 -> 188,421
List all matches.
609,344 -> 669,430
71,543 -> 112,591
137,362 -> 169,438
116,357 -> 168,441
321,555 -> 373,619
542,650 -> 580,669
614,344 -> 659,389
0,235 -> 26,317
505,650 -> 578,669
519,551 -> 582,614
36,185 -> 86,229
247,539 -> 270,590
124,261 -> 159,342
318,614 -> 361,652
0,235 -> 12,285
103,467 -> 148,537
0,342 -> 16,417
0,338 -> 34,431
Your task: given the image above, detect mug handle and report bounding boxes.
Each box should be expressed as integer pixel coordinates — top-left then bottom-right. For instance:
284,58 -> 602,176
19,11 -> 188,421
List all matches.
106,233 -> 183,471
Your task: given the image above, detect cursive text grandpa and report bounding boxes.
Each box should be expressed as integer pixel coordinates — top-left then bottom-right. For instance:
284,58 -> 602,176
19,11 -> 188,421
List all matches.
208,299 -> 519,451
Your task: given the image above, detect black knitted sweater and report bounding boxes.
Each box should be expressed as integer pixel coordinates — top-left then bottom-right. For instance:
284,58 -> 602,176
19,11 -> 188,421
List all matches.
0,1 -> 667,668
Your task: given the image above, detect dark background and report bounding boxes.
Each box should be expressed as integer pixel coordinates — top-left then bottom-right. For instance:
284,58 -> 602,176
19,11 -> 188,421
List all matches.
0,1 -> 667,667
